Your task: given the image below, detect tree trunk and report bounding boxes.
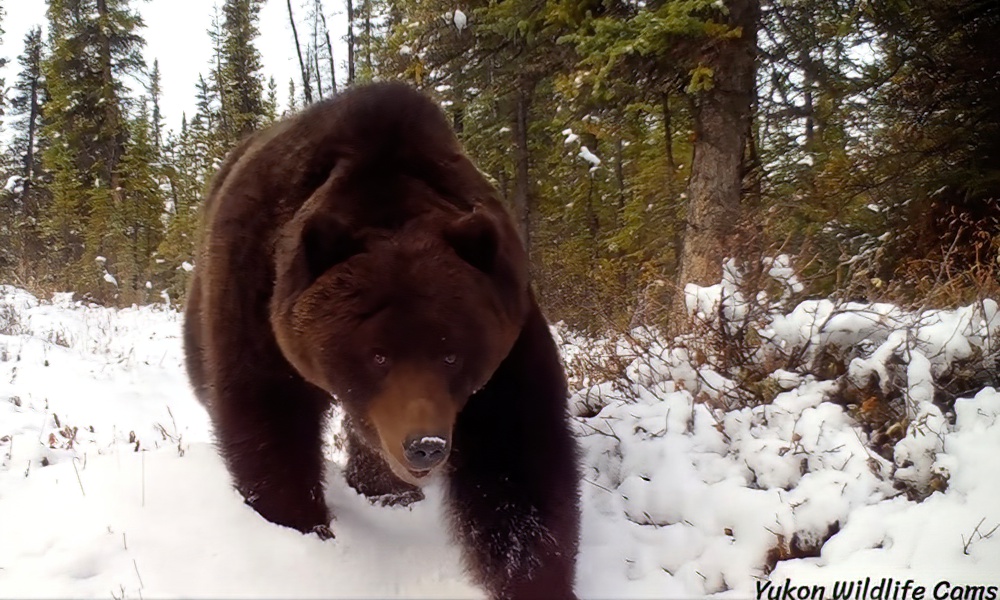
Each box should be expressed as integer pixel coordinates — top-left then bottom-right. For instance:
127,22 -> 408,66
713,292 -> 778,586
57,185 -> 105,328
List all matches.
614,136 -> 626,215
744,68 -> 763,213
346,0 -> 355,85
364,0 -> 372,76
673,0 -> 759,325
512,81 -> 535,253
287,0 -> 313,104
585,174 -> 598,255
801,49 -> 815,150
23,71 -> 39,215
662,92 -> 675,171
96,0 -> 119,188
312,12 -> 324,98
318,6 -> 337,93
212,7 -> 229,137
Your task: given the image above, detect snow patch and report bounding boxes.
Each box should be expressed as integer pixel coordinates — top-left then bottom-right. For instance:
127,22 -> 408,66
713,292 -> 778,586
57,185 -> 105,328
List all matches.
578,146 -> 601,171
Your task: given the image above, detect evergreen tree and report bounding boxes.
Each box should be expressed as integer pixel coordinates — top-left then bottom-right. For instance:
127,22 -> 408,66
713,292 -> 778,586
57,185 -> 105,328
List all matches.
1,26 -> 50,280
217,0 -> 268,143
866,0 -> 1000,287
42,0 -> 149,300
190,72 -> 225,171
114,97 -> 164,300
287,77 -> 298,113
154,63 -> 230,304
148,58 -> 164,149
265,75 -> 279,122
155,113 -> 206,305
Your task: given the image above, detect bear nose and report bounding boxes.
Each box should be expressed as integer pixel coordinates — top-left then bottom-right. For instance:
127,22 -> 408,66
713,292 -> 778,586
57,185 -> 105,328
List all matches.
403,435 -> 449,471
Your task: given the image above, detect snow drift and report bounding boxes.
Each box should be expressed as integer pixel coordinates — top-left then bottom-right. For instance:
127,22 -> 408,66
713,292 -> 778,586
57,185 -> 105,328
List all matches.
0,277 -> 998,598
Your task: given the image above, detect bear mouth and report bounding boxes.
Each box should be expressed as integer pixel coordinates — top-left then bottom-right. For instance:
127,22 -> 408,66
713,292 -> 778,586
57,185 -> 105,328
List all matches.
383,452 -> 440,486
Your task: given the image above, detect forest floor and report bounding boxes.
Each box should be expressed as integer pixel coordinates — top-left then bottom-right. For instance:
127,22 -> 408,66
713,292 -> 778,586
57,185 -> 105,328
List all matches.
0,280 -> 998,599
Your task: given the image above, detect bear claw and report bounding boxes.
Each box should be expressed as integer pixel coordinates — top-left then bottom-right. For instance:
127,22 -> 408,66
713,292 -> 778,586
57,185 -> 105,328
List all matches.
311,524 -> 335,540
370,489 -> 425,508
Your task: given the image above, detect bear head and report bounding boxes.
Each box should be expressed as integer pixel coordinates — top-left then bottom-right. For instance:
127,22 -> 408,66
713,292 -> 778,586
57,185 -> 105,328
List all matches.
270,167 -> 529,485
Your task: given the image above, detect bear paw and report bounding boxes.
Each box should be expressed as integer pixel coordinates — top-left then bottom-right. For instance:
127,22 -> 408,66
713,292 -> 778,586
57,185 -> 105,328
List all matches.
310,524 -> 335,540
369,489 -> 425,508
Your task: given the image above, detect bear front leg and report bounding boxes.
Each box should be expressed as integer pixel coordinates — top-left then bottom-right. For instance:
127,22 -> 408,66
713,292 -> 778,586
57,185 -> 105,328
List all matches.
446,307 -> 581,600
343,416 -> 424,507
211,376 -> 332,536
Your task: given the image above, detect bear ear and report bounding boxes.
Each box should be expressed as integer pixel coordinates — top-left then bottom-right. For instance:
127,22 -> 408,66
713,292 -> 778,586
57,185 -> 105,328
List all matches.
301,212 -> 363,279
443,210 -> 499,273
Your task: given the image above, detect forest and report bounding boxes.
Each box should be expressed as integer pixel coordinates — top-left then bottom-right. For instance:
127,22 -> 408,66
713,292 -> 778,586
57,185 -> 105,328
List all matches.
0,0 -> 997,333
0,2 -> 998,594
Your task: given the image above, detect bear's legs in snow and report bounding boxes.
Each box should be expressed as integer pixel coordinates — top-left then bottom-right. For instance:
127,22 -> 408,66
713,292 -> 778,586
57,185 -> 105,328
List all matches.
211,376 -> 332,535
446,307 -> 581,600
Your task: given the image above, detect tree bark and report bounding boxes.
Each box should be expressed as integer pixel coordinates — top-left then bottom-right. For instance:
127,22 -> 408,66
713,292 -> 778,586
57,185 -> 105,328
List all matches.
318,6 -> 337,93
673,0 -> 759,325
346,0 -> 355,85
364,0 -> 372,75
96,0 -> 119,187
287,0 -> 313,104
614,136 -> 626,215
312,11 -> 323,97
512,80 -> 536,253
23,67 -> 39,213
662,92 -> 675,171
211,8 -> 229,137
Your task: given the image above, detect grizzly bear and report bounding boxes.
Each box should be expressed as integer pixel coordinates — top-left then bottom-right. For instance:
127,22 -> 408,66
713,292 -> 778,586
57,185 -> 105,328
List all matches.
183,82 -> 581,599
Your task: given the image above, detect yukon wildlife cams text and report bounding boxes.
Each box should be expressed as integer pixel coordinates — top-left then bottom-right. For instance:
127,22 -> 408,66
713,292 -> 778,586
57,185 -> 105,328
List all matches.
757,579 -> 999,600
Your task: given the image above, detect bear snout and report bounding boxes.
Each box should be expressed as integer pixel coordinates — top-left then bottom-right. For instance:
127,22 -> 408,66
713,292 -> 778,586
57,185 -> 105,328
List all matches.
403,435 -> 450,473
365,364 -> 458,483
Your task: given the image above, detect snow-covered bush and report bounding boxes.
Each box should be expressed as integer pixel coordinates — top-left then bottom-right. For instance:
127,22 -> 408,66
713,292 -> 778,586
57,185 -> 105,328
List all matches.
563,257 -> 1000,592
1,283 -> 998,597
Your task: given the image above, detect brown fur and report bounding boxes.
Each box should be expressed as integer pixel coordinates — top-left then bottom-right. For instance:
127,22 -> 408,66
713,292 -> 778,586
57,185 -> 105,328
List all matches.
184,82 -> 580,599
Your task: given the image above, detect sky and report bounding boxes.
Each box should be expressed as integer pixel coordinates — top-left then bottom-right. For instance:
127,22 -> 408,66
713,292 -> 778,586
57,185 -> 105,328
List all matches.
1,0 -> 351,134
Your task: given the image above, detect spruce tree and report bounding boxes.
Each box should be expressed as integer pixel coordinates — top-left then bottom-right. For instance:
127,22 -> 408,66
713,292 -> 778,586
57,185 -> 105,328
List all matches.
218,0 -> 268,143
190,73 -> 225,171
115,97 -> 164,300
156,116 -> 201,304
154,65 -> 228,303
287,78 -> 298,113
2,27 -> 50,278
868,0 -> 1000,280
42,0 -> 149,300
265,75 -> 279,123
148,59 -> 164,149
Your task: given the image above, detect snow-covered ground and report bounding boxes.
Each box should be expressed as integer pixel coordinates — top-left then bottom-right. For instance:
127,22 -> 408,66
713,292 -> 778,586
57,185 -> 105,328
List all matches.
1,280 -> 998,599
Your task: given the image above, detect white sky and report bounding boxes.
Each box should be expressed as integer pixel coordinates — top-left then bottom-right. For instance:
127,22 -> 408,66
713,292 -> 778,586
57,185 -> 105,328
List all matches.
1,0 -> 350,135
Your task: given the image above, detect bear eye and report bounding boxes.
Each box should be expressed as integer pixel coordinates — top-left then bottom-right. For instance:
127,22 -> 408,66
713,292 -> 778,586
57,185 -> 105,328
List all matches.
372,352 -> 388,367
443,354 -> 457,366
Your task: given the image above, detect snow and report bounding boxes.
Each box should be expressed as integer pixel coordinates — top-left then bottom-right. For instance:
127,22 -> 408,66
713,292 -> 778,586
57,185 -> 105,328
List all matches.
0,287 -> 475,598
103,271 -> 118,287
180,261 -> 194,272
0,281 -> 998,597
579,146 -> 601,171
453,9 -> 467,32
